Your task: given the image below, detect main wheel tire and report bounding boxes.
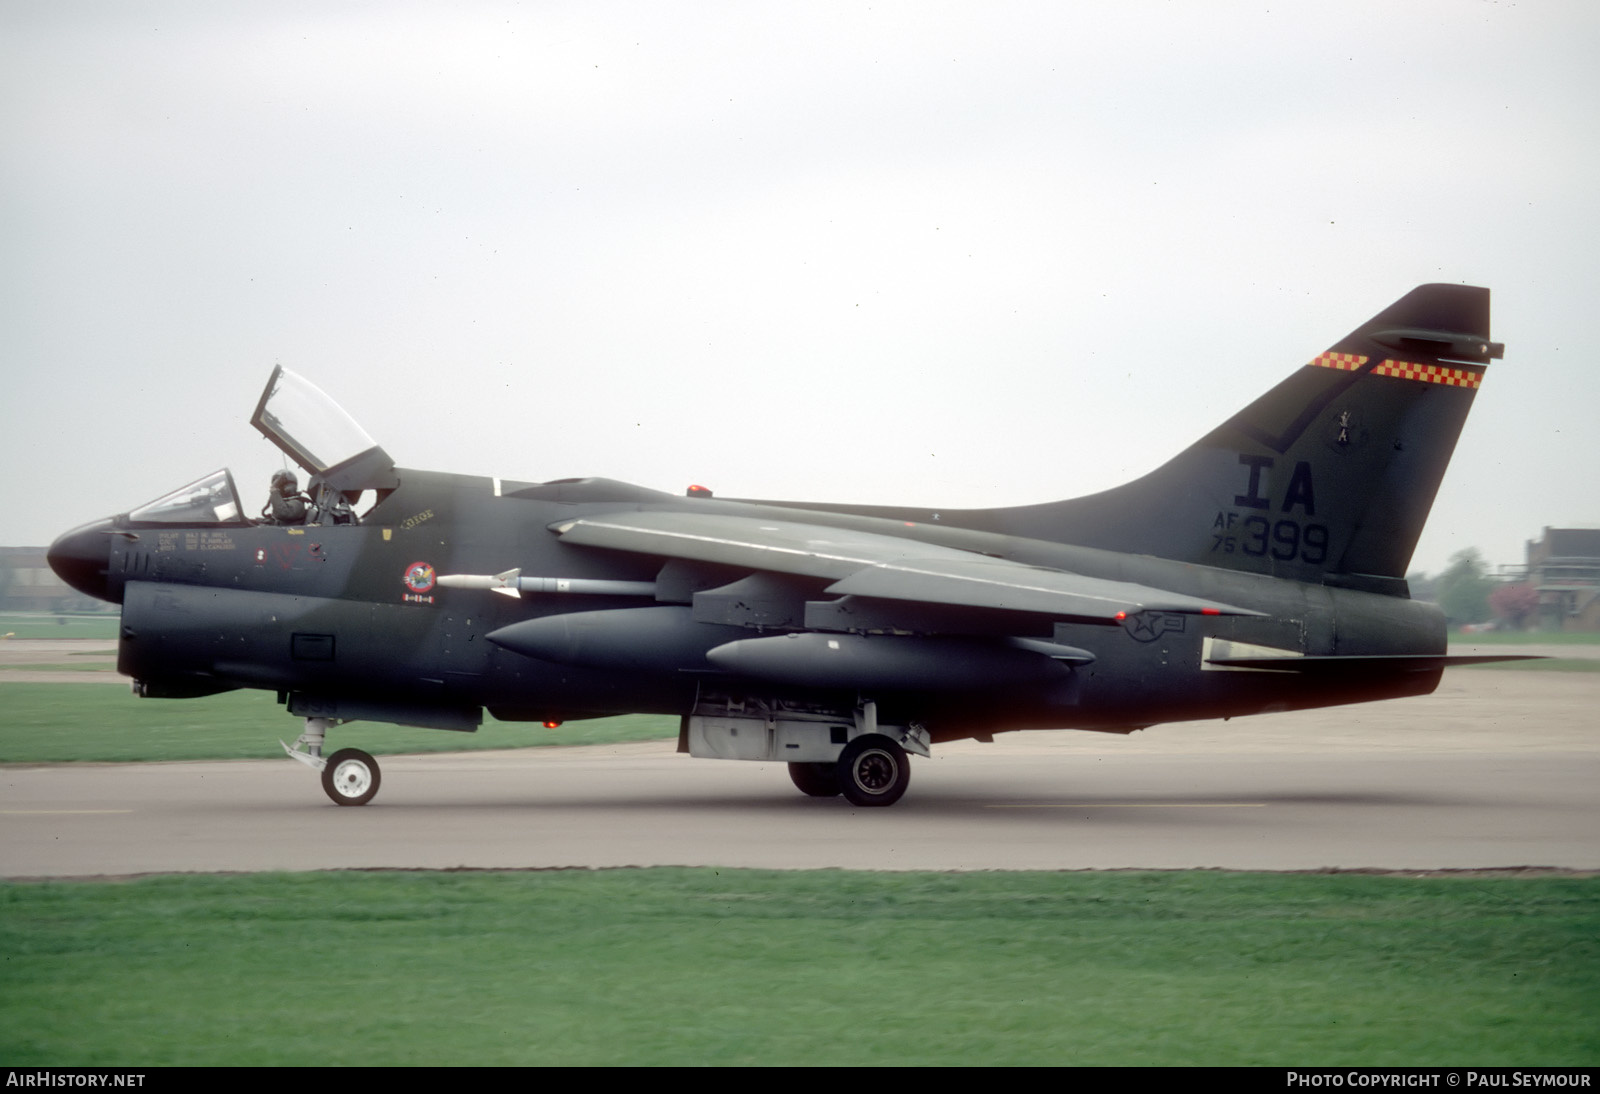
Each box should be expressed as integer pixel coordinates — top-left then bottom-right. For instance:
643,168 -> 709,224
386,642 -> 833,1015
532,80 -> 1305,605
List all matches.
788,761 -> 842,798
836,734 -> 910,807
322,748 -> 381,806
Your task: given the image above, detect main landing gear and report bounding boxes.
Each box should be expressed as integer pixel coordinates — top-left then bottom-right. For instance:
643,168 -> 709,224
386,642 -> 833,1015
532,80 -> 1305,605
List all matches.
787,732 -> 913,808
281,717 -> 383,806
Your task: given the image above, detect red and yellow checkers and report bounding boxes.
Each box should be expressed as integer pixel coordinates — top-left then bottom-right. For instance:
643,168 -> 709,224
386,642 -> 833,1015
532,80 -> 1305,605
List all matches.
1307,352 -> 1368,371
1372,359 -> 1483,388
1307,352 -> 1484,388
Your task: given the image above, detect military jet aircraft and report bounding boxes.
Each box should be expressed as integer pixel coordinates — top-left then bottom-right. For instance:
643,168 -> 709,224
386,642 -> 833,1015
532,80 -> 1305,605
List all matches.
49,284 -> 1526,807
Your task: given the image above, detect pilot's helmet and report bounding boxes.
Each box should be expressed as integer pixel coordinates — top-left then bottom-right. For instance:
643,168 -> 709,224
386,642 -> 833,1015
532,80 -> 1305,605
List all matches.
271,470 -> 299,495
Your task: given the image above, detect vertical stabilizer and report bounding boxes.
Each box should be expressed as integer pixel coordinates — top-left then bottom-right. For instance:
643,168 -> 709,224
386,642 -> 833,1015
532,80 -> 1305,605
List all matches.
1005,285 -> 1503,591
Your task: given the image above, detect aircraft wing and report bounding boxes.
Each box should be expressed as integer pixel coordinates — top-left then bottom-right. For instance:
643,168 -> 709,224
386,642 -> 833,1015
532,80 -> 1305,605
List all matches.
550,511 -> 1259,622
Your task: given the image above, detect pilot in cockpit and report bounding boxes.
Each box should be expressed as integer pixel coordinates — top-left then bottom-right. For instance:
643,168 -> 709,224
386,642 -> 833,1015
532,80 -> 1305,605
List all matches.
263,470 -> 309,525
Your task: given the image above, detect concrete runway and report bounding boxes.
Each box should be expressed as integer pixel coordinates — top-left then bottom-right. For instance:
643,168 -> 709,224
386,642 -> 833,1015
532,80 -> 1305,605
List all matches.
3,667 -> 1595,877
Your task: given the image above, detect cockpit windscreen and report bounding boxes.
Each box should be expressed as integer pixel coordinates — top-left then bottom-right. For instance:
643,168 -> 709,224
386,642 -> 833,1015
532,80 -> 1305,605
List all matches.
127,469 -> 246,525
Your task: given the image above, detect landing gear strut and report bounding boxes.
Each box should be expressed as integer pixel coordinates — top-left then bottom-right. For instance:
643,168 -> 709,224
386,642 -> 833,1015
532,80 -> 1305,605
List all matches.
281,716 -> 383,806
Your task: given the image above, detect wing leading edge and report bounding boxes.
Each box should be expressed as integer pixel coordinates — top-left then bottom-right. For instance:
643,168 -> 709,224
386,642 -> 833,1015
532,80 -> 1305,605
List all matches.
550,511 -> 1260,623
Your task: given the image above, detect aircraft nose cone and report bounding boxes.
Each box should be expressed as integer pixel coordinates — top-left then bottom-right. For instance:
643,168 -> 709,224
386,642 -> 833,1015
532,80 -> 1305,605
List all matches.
47,518 -> 117,603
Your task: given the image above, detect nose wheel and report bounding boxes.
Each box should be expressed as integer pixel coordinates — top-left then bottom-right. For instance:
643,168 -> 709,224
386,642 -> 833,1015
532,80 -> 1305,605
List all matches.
281,717 -> 383,806
321,748 -> 381,806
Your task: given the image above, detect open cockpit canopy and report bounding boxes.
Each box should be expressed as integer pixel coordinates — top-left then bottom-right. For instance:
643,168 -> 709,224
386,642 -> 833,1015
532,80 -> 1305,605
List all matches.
250,366 -> 398,495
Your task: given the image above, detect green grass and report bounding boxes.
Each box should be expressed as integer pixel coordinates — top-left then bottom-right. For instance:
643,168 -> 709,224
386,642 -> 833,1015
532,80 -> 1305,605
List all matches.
0,869 -> 1593,1066
0,612 -> 119,639
0,661 -> 118,672
1452,630 -> 1600,645
0,684 -> 676,763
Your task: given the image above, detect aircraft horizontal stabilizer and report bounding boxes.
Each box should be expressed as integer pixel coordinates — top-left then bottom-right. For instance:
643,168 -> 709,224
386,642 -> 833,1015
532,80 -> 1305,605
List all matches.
1205,653 -> 1546,673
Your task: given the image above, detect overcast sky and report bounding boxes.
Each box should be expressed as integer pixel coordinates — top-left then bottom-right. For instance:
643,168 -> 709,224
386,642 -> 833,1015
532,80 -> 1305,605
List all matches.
3,1 -> 1596,577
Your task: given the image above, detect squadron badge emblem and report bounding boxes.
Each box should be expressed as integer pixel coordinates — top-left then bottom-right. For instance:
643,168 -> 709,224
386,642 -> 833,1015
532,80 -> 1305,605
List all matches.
403,562 -> 436,593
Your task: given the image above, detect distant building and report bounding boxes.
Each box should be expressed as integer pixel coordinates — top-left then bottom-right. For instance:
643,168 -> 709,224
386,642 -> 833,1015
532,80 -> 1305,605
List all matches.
0,546 -> 108,614
1525,527 -> 1600,631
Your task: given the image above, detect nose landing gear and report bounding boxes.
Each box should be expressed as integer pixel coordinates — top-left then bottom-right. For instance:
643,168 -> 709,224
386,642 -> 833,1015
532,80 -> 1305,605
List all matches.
281,716 -> 383,806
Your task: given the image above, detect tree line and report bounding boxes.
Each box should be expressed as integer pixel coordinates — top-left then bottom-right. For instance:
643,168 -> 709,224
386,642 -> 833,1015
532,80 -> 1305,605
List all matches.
1407,549 -> 1539,629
